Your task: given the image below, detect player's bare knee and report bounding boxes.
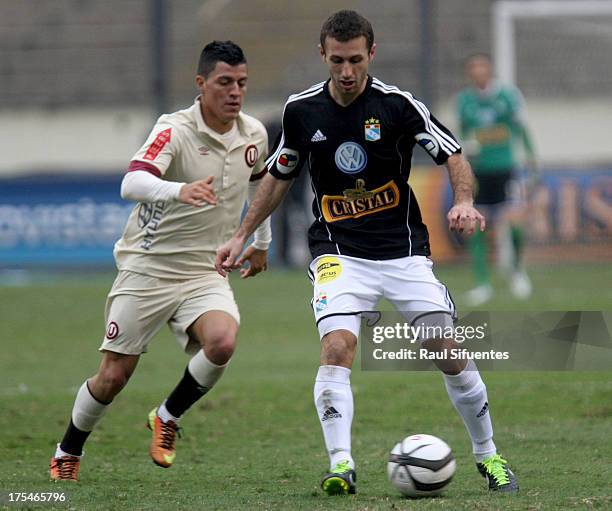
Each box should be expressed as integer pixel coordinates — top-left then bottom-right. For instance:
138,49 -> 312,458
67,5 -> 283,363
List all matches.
109,364 -> 134,389
204,333 -> 236,365
438,357 -> 468,375
411,313 -> 464,374
321,330 -> 357,367
91,352 -> 138,399
90,369 -> 128,400
189,312 -> 238,364
422,337 -> 467,375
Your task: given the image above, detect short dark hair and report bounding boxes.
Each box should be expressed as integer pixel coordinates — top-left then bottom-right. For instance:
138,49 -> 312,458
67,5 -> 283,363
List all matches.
197,40 -> 246,77
465,52 -> 492,65
320,10 -> 374,52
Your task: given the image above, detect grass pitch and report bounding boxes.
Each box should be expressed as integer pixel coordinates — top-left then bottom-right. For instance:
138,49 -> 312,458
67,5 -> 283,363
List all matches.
1,262 -> 611,510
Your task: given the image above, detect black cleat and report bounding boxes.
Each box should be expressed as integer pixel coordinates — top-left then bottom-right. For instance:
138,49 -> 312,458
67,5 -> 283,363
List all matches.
321,461 -> 357,495
477,454 -> 519,493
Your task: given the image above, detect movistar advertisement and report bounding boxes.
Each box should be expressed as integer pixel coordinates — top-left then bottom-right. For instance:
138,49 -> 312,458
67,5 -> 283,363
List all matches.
0,174 -> 132,266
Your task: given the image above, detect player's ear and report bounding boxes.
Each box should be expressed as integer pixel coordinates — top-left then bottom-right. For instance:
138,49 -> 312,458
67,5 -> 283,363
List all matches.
195,74 -> 206,92
318,43 -> 326,62
369,42 -> 377,62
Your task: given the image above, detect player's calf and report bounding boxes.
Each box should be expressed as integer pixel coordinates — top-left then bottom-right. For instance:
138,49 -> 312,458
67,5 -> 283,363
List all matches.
89,351 -> 140,403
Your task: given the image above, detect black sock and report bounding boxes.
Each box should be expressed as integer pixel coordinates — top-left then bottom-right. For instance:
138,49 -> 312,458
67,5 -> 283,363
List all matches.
59,419 -> 91,456
164,367 -> 209,418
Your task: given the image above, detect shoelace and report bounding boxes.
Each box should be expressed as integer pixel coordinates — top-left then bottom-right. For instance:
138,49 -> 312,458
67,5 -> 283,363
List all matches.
159,420 -> 182,449
332,460 -> 352,474
482,454 -> 510,485
57,457 -> 79,479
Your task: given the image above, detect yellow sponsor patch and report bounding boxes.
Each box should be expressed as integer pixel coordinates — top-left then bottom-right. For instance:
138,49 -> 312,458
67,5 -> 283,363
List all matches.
321,180 -> 400,223
475,124 -> 511,144
316,256 -> 342,284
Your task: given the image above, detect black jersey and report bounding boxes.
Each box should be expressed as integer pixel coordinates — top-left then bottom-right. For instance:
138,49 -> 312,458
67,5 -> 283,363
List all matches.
266,76 -> 461,261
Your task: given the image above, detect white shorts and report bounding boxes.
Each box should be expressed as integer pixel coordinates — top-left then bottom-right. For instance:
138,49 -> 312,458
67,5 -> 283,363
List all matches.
308,254 -> 456,339
99,270 -> 240,356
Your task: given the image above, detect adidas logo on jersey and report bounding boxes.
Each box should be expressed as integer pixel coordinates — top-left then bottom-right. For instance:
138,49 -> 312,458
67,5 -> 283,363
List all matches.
321,406 -> 342,421
311,130 -> 327,142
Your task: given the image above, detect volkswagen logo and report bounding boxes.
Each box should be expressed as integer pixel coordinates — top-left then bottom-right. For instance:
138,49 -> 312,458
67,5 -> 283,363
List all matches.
335,142 -> 367,175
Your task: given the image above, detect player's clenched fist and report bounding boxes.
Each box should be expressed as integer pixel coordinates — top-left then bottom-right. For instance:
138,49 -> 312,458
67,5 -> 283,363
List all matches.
179,176 -> 217,206
447,202 -> 486,236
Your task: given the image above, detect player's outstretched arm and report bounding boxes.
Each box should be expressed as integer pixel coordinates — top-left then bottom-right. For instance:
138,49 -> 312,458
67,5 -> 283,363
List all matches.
121,170 -> 216,206
445,154 -> 486,235
215,173 -> 292,276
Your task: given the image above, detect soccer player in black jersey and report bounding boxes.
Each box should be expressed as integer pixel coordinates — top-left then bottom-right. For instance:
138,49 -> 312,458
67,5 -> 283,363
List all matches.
217,10 -> 518,495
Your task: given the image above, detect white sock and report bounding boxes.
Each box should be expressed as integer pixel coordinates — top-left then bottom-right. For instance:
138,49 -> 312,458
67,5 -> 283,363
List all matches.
188,350 -> 228,389
157,401 -> 180,424
314,365 -> 355,470
71,381 -> 110,432
443,360 -> 496,462
54,443 -> 82,459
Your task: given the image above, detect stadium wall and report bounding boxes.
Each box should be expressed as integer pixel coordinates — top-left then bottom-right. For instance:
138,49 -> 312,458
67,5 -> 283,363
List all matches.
2,98 -> 611,174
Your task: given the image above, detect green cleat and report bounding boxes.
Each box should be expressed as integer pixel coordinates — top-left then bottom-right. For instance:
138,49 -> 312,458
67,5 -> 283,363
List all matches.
477,454 -> 519,493
321,460 -> 356,495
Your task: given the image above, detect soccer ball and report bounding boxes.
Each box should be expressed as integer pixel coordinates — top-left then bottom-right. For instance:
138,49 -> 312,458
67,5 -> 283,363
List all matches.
387,434 -> 456,498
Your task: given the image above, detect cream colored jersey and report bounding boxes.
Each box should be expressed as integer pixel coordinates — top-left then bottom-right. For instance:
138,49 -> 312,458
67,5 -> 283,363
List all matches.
114,97 -> 268,278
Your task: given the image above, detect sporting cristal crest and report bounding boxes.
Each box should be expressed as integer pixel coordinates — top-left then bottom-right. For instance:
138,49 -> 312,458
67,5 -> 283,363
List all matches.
364,117 -> 381,141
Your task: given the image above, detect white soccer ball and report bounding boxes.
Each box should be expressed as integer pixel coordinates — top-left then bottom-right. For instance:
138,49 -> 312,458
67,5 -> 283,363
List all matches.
387,434 -> 456,498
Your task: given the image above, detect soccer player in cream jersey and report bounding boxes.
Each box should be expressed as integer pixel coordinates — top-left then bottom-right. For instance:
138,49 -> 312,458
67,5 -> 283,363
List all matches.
217,11 -> 519,495
49,41 -> 271,481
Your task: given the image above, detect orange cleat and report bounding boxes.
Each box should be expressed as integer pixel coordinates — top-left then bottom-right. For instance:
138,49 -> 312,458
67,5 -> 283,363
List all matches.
50,455 -> 80,481
147,408 -> 180,468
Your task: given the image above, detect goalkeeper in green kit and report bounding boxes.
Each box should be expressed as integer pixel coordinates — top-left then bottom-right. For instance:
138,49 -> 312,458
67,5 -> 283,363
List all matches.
457,53 -> 537,305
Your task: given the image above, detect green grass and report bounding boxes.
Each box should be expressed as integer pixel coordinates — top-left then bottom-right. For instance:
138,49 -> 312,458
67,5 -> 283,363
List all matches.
1,262 -> 611,510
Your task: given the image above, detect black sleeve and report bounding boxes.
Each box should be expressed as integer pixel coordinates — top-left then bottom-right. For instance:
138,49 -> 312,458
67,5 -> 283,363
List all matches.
401,97 -> 461,165
266,101 -> 308,180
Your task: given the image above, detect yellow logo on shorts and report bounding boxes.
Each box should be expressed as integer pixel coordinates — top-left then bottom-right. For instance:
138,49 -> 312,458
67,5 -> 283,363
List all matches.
316,256 -> 342,284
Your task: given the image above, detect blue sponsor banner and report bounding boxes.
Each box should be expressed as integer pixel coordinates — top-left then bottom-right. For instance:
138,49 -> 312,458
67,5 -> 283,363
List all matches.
0,173 -> 133,266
